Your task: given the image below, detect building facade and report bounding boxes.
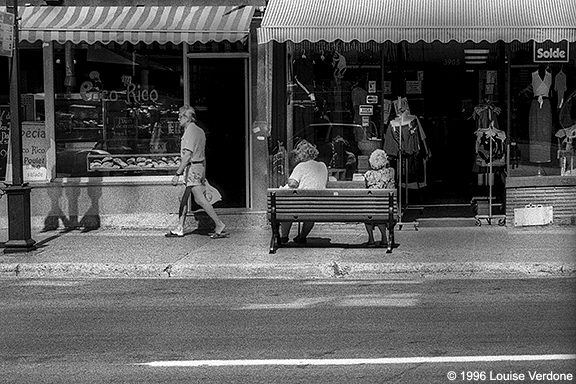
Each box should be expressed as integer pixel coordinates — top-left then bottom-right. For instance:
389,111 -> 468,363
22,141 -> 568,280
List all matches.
1,0 -> 271,230
259,0 -> 576,226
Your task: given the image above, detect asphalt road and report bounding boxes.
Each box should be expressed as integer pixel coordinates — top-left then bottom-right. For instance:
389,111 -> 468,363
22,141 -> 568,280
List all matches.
0,277 -> 575,383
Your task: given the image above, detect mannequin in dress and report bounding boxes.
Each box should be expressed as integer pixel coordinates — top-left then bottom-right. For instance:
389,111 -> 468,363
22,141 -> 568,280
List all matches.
528,64 -> 553,166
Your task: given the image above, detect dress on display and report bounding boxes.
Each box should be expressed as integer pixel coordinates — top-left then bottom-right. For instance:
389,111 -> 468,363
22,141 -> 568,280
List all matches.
472,101 -> 506,169
528,69 -> 553,163
384,113 -> 427,157
384,112 -> 429,187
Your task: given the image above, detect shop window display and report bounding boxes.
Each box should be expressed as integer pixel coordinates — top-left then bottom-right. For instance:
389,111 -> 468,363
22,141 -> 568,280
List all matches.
509,42 -> 576,177
54,42 -> 184,177
288,42 -> 384,180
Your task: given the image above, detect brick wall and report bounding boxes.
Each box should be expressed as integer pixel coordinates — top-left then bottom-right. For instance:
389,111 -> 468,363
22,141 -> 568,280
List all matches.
506,176 -> 576,226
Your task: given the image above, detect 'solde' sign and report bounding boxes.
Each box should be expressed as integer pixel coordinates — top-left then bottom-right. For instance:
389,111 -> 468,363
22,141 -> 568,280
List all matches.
533,41 -> 569,63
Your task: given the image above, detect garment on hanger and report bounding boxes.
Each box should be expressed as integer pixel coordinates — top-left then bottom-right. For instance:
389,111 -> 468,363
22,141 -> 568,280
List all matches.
472,101 -> 506,168
384,112 -> 427,156
555,69 -> 567,109
474,126 -> 507,167
332,51 -> 347,84
529,69 -> 553,163
293,51 -> 315,101
351,83 -> 368,126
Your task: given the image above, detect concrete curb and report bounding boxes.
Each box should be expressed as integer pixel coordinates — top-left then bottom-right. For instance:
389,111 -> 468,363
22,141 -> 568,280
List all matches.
1,262 -> 575,279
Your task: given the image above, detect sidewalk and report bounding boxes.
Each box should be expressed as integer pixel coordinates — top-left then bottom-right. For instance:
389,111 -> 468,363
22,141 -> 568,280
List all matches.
1,224 -> 575,279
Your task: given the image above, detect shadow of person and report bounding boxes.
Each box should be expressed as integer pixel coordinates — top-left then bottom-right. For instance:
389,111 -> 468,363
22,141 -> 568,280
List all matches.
43,184 -> 68,232
78,183 -> 102,232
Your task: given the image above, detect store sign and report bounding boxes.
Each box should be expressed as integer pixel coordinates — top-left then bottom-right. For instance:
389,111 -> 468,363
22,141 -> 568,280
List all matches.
0,11 -> 14,57
18,122 -> 49,181
406,80 -> 422,94
533,41 -> 569,63
366,95 -> 379,104
359,105 -> 373,116
368,81 -> 376,93
383,81 -> 392,95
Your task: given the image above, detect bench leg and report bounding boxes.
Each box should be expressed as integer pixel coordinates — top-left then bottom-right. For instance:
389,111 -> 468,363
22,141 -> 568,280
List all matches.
269,222 -> 280,254
387,224 -> 395,254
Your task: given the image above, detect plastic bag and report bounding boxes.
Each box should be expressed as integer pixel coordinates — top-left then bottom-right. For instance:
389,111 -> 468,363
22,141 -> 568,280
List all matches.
204,180 -> 222,205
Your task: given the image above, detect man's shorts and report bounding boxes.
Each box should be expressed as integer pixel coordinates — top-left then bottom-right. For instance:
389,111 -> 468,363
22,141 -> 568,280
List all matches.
185,163 -> 205,187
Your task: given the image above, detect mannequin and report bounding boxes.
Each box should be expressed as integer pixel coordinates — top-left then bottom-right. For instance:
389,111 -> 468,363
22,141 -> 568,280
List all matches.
528,64 -> 553,165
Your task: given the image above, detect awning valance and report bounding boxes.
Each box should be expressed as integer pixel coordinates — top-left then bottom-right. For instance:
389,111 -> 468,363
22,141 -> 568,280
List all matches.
258,0 -> 576,44
11,5 -> 255,45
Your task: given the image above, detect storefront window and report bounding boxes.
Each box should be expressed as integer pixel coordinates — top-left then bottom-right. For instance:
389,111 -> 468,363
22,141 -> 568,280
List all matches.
509,41 -> 576,177
0,43 -> 44,181
286,41 -> 385,179
54,42 -> 184,177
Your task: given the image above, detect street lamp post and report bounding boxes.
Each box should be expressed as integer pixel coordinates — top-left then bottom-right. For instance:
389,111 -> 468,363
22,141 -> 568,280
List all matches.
3,0 -> 35,253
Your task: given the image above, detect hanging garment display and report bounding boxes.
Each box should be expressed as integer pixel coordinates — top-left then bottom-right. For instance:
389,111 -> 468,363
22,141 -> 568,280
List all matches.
528,68 -> 553,163
472,101 -> 506,168
384,112 -> 427,157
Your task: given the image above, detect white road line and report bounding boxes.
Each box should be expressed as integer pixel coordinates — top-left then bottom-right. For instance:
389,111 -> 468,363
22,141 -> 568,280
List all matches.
305,280 -> 423,285
236,293 -> 420,309
139,354 -> 576,367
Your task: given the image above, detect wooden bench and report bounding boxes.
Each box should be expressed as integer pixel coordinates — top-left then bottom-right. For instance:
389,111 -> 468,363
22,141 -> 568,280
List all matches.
267,188 -> 398,254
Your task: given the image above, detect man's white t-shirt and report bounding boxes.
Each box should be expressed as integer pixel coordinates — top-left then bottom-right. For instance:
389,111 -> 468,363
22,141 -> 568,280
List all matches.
289,160 -> 328,189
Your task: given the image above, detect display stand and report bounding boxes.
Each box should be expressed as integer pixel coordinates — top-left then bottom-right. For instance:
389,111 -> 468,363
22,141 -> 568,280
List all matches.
392,113 -> 421,231
470,101 -> 506,226
472,128 -> 506,226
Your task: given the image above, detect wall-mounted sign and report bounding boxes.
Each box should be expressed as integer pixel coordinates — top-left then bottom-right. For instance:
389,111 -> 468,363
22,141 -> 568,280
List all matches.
366,95 -> 379,104
368,81 -> 376,93
361,116 -> 370,127
533,40 -> 569,63
6,122 -> 50,182
0,11 -> 14,57
405,80 -> 422,94
383,81 -> 392,95
359,105 -> 373,116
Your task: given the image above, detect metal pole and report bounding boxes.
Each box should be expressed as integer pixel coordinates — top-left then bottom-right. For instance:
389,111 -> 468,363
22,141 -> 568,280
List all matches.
3,0 -> 35,253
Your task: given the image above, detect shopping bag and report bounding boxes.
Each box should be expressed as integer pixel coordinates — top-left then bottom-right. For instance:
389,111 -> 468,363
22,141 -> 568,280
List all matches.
204,180 -> 222,205
513,204 -> 553,227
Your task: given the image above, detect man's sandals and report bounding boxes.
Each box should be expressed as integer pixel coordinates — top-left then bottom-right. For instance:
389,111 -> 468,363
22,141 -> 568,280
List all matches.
209,231 -> 230,239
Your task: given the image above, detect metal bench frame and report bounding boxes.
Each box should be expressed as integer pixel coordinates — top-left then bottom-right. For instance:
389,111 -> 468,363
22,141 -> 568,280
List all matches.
267,188 -> 397,254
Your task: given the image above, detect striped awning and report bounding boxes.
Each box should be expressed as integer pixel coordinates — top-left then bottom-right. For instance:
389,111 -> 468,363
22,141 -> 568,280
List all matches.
12,5 -> 255,45
258,0 -> 576,44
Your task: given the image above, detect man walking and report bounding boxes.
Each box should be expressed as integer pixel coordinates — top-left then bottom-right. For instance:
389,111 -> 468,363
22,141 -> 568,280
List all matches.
166,105 -> 228,239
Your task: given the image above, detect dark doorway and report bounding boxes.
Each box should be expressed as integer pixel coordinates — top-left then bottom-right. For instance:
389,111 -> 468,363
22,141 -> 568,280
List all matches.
189,58 -> 247,208
417,66 -> 477,206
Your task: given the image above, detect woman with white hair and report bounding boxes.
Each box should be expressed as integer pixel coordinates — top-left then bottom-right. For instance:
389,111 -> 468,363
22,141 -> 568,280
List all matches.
364,149 -> 395,247
280,140 -> 328,244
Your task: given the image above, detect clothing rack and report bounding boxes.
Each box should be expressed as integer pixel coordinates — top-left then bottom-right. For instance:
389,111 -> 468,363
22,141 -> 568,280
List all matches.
471,104 -> 506,226
391,113 -> 421,231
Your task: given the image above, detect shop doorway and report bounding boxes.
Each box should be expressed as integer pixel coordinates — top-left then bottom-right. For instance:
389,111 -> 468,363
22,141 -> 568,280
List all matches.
418,66 -> 477,206
187,57 -> 248,208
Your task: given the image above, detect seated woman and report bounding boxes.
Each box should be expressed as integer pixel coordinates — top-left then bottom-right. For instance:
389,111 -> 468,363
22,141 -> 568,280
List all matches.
280,140 -> 328,244
364,149 -> 395,247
